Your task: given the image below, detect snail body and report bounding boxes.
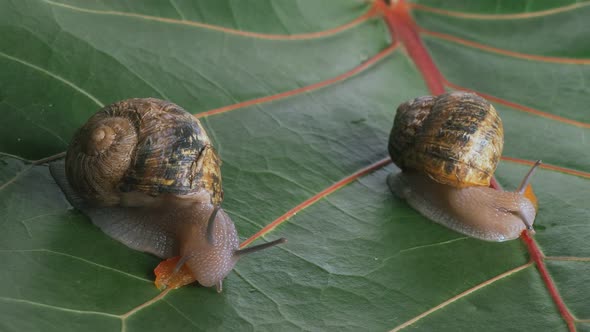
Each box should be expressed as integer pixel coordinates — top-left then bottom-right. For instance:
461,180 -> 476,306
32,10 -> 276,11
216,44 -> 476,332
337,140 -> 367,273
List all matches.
50,98 -> 284,291
388,92 -> 539,241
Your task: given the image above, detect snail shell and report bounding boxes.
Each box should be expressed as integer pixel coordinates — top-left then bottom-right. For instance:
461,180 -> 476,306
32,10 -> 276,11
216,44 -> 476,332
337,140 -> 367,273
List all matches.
64,98 -> 222,208
50,98 -> 283,290
389,92 -> 503,188
388,92 -> 538,241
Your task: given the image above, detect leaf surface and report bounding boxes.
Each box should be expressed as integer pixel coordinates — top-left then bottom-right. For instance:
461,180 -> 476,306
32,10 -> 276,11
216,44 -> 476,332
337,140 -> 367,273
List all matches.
1,0 -> 589,331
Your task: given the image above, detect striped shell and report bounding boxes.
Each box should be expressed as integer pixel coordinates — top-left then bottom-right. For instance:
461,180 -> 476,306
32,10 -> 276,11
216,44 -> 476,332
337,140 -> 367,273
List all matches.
65,98 -> 222,207
388,92 -> 504,188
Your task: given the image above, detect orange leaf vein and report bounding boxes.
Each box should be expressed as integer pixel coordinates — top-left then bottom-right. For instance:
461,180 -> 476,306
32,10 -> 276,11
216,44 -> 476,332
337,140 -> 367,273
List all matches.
410,2 -> 590,20
444,80 -> 590,129
421,29 -> 590,65
43,0 -> 377,41
240,158 -> 392,248
501,157 -> 590,180
195,43 -> 399,118
546,256 -> 590,262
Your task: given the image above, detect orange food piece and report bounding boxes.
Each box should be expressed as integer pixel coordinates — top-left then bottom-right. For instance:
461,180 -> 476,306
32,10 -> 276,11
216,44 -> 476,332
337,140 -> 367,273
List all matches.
523,184 -> 538,211
154,256 -> 197,290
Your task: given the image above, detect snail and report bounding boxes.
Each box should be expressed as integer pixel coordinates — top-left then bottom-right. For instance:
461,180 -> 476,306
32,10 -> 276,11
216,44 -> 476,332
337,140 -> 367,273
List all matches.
49,98 -> 285,292
387,92 -> 540,241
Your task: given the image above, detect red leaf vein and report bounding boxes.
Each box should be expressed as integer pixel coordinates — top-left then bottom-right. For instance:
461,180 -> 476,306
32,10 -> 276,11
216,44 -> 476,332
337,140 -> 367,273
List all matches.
502,157 -> 590,180
375,0 -> 444,95
240,158 -> 392,248
195,43 -> 399,119
444,81 -> 590,129
409,2 -> 590,20
521,231 -> 577,332
44,0 -> 377,41
421,29 -> 590,65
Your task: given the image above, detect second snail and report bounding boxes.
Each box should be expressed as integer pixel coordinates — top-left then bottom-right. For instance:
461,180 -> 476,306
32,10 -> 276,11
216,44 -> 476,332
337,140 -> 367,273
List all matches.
50,98 -> 285,292
388,91 -> 541,242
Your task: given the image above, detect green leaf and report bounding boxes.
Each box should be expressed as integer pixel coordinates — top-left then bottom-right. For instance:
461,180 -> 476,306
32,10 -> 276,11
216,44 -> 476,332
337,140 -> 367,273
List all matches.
1,0 -> 589,331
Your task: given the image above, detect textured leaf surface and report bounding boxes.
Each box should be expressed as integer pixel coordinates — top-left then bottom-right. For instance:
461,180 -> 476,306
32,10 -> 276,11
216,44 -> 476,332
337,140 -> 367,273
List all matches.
1,0 -> 589,331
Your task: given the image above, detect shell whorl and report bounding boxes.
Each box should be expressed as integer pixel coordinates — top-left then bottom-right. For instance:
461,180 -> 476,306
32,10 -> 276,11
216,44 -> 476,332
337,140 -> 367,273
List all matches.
389,92 -> 504,188
65,98 -> 222,207
66,107 -> 139,206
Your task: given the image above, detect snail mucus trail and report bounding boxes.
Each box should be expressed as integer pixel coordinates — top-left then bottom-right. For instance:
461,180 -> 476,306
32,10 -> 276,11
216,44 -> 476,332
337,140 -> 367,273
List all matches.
387,92 -> 541,242
50,98 -> 285,292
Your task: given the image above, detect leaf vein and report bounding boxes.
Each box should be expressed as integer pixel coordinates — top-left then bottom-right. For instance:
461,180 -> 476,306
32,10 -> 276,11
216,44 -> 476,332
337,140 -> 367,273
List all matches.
42,0 -> 373,41
389,263 -> 533,331
546,256 -> 590,262
410,2 -> 590,20
195,43 -> 398,119
0,51 -> 103,107
0,165 -> 33,192
0,152 -> 64,193
444,80 -> 590,129
232,269 -> 301,328
398,237 -> 469,254
421,29 -> 590,65
0,296 -> 119,318
240,158 -> 392,248
501,157 -> 590,180
162,300 -> 200,329
0,249 -> 151,283
168,0 -> 185,20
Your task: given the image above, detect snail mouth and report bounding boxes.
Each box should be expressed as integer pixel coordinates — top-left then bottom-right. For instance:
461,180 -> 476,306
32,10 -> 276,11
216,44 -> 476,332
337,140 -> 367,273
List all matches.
509,210 -> 535,232
86,125 -> 116,155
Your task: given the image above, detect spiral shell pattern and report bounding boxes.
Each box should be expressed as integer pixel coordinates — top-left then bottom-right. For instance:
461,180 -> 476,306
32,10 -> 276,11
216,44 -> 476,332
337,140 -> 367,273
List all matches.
65,98 -> 222,206
388,92 -> 504,188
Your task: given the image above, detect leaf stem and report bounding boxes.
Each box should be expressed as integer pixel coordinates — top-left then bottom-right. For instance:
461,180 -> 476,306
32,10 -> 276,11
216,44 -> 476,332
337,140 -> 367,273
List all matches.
375,0 -> 445,95
521,231 -> 576,332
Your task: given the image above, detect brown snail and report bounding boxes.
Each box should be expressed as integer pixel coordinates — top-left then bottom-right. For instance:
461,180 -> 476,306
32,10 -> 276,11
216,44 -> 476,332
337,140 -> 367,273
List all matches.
49,98 -> 285,292
387,92 -> 540,241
